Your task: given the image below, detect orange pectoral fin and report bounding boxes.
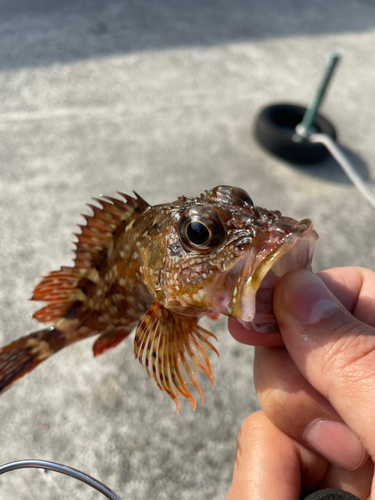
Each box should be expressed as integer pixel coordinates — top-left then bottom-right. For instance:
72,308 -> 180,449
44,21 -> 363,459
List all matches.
134,302 -> 219,413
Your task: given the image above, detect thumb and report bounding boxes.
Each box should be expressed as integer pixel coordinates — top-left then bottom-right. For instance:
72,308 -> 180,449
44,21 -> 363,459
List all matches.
274,270 -> 375,461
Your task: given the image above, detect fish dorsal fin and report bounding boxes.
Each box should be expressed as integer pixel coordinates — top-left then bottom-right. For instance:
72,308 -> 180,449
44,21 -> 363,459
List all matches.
134,302 -> 219,413
74,191 -> 149,269
32,192 -> 149,323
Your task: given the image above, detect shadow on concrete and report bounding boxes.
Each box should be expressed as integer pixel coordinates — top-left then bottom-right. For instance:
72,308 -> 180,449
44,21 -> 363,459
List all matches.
1,0 -> 375,70
289,144 -> 373,185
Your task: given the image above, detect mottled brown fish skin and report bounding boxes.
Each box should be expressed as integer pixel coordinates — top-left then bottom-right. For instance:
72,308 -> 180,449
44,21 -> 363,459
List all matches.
32,194 -> 153,352
0,186 -> 317,411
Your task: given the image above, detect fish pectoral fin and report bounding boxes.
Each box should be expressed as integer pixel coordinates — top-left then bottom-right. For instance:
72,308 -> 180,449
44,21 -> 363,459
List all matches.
134,302 -> 219,413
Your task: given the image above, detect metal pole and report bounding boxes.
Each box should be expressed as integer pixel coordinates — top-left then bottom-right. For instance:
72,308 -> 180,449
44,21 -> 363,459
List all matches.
296,52 -> 341,139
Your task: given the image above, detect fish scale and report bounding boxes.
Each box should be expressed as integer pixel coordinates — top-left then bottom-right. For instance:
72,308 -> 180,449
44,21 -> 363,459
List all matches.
0,186 -> 318,412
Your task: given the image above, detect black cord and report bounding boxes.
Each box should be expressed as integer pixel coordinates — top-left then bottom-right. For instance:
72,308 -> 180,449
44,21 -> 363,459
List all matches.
0,459 -> 123,500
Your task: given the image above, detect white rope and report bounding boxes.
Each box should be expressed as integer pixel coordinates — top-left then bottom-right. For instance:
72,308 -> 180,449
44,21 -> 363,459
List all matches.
309,133 -> 375,210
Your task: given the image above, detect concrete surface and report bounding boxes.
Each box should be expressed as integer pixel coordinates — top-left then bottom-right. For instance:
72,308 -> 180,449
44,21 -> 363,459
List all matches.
0,0 -> 375,498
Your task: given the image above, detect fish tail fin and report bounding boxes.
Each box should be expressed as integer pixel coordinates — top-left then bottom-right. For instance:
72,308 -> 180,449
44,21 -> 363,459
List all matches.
0,326 -> 66,394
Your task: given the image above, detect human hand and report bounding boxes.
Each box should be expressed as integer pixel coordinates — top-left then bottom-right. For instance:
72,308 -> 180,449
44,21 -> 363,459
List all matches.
226,267 -> 375,500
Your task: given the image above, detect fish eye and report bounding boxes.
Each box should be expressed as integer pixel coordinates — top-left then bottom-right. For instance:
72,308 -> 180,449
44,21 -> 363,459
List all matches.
231,187 -> 253,207
185,221 -> 211,245
179,205 -> 225,252
216,186 -> 254,207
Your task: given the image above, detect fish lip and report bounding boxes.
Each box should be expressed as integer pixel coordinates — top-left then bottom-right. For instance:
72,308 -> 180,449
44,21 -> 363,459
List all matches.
229,219 -> 318,331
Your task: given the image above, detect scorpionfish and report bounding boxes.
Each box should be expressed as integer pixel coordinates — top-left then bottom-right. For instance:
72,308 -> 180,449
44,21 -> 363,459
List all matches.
0,186 -> 318,411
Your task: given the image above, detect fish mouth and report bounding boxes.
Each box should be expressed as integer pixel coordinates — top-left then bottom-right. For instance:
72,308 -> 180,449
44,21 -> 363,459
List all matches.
229,219 -> 318,333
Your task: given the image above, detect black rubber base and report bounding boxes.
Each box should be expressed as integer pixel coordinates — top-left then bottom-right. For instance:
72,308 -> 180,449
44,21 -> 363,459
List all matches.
254,103 -> 337,164
302,488 -> 360,500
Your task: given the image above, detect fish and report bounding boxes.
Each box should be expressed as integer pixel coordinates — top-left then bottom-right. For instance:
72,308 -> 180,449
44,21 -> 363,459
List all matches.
0,186 -> 318,412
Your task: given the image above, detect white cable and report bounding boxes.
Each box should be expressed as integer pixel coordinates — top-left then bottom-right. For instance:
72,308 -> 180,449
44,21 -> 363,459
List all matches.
308,133 -> 375,209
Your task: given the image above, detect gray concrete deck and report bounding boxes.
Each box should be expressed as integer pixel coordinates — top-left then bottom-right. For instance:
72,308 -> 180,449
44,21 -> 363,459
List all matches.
0,1 -> 374,498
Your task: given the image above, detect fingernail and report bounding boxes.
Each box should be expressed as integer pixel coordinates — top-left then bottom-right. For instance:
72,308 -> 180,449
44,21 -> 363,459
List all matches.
284,271 -> 341,324
304,419 -> 366,470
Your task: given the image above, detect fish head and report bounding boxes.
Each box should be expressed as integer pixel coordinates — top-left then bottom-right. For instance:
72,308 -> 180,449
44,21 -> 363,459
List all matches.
144,185 -> 318,333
